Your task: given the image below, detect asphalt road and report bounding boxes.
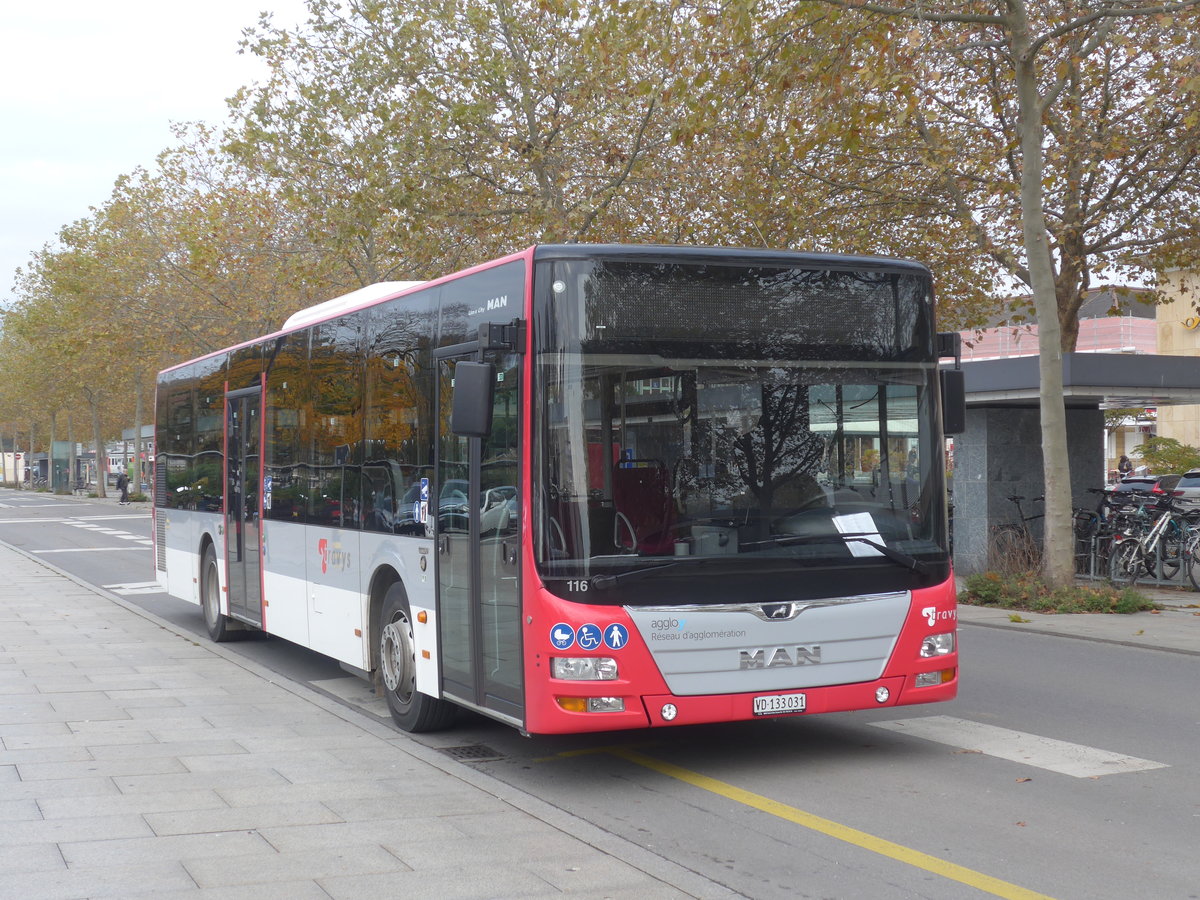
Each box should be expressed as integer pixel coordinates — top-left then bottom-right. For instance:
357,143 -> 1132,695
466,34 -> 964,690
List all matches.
2,487 -> 1196,899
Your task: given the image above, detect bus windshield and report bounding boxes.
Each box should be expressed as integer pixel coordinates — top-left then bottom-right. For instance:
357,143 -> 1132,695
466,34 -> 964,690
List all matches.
533,254 -> 950,604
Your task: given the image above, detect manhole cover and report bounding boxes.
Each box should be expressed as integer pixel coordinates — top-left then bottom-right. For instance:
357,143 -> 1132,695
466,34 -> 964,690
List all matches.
439,744 -> 506,763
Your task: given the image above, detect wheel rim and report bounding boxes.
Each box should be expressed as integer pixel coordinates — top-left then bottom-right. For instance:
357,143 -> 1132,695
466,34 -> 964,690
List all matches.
380,612 -> 415,703
203,557 -> 220,626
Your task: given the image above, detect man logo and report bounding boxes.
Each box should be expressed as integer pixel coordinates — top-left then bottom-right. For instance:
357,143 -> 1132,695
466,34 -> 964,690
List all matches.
739,646 -> 822,669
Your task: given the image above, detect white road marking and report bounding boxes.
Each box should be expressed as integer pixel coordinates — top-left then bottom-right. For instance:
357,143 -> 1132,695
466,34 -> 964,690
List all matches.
0,515 -> 148,525
103,581 -> 163,595
870,715 -> 1168,778
0,502 -> 78,509
33,547 -> 143,553
75,515 -> 151,521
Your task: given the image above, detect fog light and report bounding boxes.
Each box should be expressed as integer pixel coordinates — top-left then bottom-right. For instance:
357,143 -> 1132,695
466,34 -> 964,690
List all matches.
556,696 -> 626,713
661,703 -> 678,721
875,687 -> 890,703
915,668 -> 955,687
552,657 -> 618,680
920,632 -> 956,658
587,697 -> 625,713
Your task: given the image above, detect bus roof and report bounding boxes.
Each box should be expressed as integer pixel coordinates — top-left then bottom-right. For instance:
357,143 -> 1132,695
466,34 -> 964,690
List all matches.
531,243 -> 931,275
157,244 -> 931,376
281,281 -> 425,331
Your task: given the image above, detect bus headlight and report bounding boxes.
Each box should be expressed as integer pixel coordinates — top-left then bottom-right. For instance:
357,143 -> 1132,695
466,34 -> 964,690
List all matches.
920,632 -> 955,658
552,657 -> 618,680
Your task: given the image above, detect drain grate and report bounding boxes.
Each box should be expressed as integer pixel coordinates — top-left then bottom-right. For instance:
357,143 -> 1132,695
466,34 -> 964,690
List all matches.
439,744 -> 506,763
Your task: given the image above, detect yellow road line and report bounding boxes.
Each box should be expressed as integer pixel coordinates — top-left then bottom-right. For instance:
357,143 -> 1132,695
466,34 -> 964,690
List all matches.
611,748 -> 1055,900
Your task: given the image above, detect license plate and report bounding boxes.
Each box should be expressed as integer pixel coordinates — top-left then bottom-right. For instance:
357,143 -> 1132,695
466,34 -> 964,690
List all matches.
753,693 -> 807,716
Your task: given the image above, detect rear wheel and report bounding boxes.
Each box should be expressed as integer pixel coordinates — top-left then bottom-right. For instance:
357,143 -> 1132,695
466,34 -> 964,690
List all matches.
1153,535 -> 1183,582
379,582 -> 456,733
989,525 -> 1040,574
200,544 -> 232,642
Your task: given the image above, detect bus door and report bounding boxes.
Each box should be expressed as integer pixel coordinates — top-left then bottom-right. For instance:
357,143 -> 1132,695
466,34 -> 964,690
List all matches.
435,350 -> 523,723
224,387 -> 263,627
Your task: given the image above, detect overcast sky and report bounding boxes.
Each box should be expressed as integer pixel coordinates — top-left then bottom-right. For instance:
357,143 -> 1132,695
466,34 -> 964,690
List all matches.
0,1 -> 309,307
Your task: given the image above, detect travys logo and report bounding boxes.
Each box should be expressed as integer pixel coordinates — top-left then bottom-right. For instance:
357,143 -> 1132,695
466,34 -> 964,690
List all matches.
921,606 -> 957,627
317,538 -> 352,574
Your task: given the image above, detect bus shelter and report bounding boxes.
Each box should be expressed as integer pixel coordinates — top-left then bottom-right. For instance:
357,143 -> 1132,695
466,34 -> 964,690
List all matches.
951,352 -> 1200,574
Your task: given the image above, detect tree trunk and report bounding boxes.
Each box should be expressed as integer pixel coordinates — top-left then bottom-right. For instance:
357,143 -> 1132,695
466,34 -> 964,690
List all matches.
1012,7 -> 1073,587
134,381 -> 144,494
90,398 -> 107,499
28,421 -> 35,489
49,411 -> 57,492
68,416 -> 78,492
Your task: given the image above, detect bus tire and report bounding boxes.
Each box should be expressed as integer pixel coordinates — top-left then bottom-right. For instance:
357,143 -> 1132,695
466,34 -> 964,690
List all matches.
200,543 -> 232,643
379,582 -> 456,732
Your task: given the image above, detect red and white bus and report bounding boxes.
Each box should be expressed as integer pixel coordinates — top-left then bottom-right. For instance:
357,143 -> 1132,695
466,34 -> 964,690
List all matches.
154,244 -> 964,735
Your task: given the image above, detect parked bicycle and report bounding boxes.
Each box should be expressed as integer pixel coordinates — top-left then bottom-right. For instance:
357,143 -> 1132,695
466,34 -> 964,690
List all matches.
990,495 -> 1043,573
1072,488 -> 1114,576
1108,493 -> 1194,586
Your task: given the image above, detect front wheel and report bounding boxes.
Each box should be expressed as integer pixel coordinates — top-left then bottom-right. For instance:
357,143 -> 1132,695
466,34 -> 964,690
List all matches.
1109,540 -> 1143,587
379,583 -> 456,733
1186,537 -> 1200,591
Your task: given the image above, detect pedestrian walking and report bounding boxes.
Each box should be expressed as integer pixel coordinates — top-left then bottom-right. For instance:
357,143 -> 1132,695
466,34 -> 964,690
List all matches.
1118,455 -> 1133,478
116,470 -> 129,504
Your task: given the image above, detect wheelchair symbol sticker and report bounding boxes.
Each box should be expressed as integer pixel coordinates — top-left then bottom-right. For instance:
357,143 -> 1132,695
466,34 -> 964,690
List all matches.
576,624 -> 602,651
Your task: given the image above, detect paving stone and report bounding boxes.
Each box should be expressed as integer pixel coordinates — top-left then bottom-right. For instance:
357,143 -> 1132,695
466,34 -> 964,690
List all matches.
184,845 -> 408,888
316,866 -> 561,900
1,775 -> 119,802
0,860 -> 195,900
88,739 -> 248,761
259,816 -> 468,854
61,830 -> 273,868
0,798 -> 41,823
0,745 -> 94,765
0,813 -> 154,847
38,789 -> 228,820
120,880 -> 333,899
0,840 -> 67,876
16,754 -> 188,781
144,801 -> 345,836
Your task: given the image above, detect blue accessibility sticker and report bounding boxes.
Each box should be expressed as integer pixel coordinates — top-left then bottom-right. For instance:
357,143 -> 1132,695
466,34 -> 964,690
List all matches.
550,623 -> 575,650
603,623 -> 629,650
575,623 -> 603,651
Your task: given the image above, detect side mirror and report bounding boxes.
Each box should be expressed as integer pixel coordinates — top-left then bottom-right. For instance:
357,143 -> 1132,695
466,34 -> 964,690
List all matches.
451,361 -> 495,438
940,368 -> 966,435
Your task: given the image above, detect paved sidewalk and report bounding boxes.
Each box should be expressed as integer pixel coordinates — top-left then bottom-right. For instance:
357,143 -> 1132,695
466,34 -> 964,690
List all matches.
0,543 -> 730,900
956,579 -> 1200,655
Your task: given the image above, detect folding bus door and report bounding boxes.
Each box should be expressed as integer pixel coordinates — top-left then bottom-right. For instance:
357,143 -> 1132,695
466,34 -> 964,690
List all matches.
224,386 -> 264,627
435,351 -> 523,724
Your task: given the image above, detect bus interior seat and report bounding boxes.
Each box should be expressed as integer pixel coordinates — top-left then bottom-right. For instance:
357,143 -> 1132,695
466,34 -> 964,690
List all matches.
612,459 -> 675,554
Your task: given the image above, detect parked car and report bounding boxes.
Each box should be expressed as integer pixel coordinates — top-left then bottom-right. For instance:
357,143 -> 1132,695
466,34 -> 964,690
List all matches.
1109,473 -> 1181,510
1169,469 -> 1200,514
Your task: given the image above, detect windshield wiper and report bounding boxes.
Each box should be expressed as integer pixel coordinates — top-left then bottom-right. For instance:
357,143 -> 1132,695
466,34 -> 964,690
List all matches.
589,561 -> 689,590
758,531 -> 934,576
